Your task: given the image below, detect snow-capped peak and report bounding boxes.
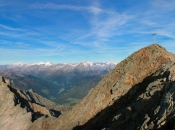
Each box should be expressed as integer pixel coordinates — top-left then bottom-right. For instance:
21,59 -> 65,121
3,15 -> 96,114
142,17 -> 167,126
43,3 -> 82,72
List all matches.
12,62 -> 26,66
10,61 -> 116,67
79,61 -> 93,67
45,62 -> 53,66
106,61 -> 117,65
31,62 -> 53,66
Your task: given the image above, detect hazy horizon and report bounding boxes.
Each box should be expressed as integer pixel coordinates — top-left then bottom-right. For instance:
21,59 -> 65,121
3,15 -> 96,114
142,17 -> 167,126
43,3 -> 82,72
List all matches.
0,61 -> 117,65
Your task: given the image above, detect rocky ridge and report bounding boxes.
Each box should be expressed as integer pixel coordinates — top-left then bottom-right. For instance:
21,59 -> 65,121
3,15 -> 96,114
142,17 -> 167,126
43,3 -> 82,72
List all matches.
29,44 -> 175,130
0,76 -> 70,130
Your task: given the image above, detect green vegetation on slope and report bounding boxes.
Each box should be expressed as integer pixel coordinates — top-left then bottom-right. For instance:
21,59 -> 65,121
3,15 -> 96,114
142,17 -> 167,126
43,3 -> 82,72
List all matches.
54,75 -> 103,106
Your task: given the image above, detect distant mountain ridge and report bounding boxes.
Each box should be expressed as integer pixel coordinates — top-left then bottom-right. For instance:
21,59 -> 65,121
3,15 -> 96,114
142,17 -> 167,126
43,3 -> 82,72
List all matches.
12,61 -> 53,66
0,61 -> 116,77
11,61 -> 116,65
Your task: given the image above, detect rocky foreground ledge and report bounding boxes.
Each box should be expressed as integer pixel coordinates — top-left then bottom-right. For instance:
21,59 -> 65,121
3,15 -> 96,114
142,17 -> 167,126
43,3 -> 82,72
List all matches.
0,76 -> 71,130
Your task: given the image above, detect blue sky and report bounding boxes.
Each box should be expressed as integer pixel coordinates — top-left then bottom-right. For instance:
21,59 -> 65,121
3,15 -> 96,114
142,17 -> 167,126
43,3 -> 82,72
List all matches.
0,0 -> 175,64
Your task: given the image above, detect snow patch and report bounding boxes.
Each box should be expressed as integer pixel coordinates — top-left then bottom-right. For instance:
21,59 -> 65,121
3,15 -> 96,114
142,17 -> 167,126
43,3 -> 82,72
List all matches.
31,62 -> 52,66
12,62 -> 26,66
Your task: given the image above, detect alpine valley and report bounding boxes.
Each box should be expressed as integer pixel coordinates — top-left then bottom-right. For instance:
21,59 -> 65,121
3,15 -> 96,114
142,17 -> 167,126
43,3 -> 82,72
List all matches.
0,62 -> 116,106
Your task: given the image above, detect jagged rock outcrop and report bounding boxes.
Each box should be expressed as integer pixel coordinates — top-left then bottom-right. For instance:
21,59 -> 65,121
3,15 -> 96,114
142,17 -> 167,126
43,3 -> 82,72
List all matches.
21,89 -> 71,117
0,76 -> 71,130
29,44 -> 175,130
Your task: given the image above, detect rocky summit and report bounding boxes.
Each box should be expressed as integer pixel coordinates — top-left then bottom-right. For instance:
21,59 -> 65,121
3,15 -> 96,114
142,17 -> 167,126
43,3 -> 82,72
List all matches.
1,44 -> 175,130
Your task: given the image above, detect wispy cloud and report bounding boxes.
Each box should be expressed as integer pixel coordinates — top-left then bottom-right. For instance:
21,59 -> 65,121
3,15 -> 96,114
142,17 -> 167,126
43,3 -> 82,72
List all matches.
0,40 -> 29,48
151,0 -> 175,12
154,30 -> 175,39
88,6 -> 102,15
73,6 -> 134,49
0,24 -> 21,31
31,3 -> 85,10
31,3 -> 103,15
89,13 -> 132,38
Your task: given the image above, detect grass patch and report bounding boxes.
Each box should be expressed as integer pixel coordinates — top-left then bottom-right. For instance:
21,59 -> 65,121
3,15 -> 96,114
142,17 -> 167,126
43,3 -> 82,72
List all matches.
41,89 -> 49,95
64,98 -> 81,106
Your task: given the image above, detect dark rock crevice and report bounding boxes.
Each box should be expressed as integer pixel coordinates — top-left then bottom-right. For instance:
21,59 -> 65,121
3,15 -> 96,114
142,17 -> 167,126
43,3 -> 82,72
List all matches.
7,84 -> 44,122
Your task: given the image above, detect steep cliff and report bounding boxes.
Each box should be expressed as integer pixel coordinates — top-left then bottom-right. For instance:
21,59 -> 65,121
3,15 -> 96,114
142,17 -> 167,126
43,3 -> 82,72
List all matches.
29,44 -> 175,130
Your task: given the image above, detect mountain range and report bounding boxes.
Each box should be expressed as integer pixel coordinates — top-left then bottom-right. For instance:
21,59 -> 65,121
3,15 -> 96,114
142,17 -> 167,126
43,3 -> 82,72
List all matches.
1,44 -> 175,129
0,62 -> 116,106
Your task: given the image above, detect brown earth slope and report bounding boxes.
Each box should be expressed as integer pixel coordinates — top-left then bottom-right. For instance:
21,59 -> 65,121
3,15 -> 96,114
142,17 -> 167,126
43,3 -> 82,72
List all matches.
29,44 -> 175,130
